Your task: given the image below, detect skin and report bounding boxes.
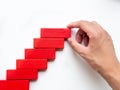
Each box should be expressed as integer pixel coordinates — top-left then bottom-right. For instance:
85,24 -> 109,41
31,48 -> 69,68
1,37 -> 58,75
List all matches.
67,20 -> 120,90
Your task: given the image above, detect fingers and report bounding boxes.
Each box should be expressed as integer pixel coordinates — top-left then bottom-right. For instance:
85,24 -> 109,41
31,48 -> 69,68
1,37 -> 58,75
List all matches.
68,20 -> 103,38
67,20 -> 89,28
83,35 -> 89,46
67,20 -> 95,37
68,38 -> 87,55
75,30 -> 84,43
75,30 -> 89,46
67,20 -> 103,55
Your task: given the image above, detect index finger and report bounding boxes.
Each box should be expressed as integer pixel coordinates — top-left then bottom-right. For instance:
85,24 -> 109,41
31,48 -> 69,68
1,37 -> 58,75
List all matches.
67,20 -> 95,36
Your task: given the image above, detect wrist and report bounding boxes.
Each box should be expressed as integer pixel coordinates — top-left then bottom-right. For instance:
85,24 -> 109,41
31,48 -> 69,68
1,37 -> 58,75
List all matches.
97,57 -> 119,75
100,60 -> 120,90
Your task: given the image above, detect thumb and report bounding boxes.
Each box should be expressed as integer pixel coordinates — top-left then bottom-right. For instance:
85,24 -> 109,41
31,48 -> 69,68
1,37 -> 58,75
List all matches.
68,38 -> 87,55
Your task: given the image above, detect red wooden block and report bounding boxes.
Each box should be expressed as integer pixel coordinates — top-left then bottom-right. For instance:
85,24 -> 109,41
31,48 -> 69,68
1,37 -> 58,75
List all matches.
41,28 -> 71,39
16,59 -> 47,70
7,69 -> 38,80
34,38 -> 64,49
0,80 -> 29,90
25,49 -> 56,60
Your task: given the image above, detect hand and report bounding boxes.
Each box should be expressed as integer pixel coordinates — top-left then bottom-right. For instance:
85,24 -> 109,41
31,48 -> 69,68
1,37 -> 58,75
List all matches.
67,20 -> 120,90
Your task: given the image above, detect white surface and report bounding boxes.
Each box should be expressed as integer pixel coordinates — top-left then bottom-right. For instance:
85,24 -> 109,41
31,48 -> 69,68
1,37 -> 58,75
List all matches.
0,0 -> 120,90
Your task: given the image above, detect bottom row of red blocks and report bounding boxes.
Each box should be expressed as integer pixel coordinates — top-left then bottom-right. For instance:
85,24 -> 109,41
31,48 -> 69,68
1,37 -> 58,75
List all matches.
0,80 -> 29,90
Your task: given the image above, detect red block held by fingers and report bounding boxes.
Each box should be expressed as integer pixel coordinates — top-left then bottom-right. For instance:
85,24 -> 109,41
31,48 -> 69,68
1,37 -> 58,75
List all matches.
16,59 -> 47,70
25,49 -> 55,60
0,80 -> 29,90
7,69 -> 38,80
34,38 -> 64,49
41,28 -> 71,39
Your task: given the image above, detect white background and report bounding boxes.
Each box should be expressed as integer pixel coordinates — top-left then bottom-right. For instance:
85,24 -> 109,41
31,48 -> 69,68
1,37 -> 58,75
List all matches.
0,0 -> 120,90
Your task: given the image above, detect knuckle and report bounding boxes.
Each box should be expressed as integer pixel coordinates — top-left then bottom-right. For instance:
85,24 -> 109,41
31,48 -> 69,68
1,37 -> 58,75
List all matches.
98,30 -> 103,36
80,20 -> 87,22
91,21 -> 97,24
104,30 -> 110,36
90,31 -> 102,40
80,20 -> 89,24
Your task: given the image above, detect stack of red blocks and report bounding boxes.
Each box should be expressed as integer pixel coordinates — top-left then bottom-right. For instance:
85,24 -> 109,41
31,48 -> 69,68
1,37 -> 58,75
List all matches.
0,28 -> 71,90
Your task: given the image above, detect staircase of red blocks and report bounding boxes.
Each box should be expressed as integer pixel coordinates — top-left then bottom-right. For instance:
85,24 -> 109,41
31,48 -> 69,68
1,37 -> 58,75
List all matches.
0,28 -> 71,90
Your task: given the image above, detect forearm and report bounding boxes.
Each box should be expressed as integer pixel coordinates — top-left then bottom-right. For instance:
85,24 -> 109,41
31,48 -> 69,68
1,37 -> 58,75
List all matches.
99,61 -> 120,90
